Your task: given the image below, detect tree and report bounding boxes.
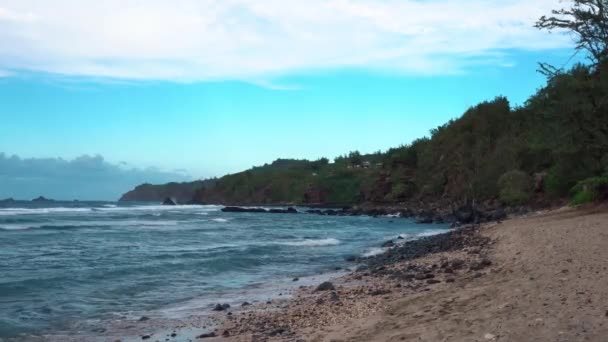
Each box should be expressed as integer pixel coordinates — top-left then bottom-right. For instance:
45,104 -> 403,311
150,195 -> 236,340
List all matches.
536,0 -> 608,72
348,151 -> 363,165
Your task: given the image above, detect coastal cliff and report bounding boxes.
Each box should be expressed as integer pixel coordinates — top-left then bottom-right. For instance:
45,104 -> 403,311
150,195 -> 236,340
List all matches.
119,180 -> 210,204
121,57 -> 608,211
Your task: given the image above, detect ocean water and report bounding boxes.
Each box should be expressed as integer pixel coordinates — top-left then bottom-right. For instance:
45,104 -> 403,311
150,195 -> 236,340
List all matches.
0,201 -> 449,338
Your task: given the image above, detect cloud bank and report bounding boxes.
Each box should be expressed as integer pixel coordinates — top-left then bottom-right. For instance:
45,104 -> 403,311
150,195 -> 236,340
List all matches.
0,153 -> 192,200
0,0 -> 571,81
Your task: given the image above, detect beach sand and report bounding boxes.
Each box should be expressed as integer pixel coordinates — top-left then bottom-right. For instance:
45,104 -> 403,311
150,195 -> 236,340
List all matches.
208,205 -> 608,341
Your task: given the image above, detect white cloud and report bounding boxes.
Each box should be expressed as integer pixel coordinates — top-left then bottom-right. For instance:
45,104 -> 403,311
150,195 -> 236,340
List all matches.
0,0 -> 571,81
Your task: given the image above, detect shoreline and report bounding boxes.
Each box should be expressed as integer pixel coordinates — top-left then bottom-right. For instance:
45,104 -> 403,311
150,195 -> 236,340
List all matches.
205,204 -> 608,341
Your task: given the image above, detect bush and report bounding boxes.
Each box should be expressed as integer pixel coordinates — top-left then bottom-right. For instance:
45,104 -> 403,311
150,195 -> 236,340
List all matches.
570,175 -> 608,205
498,170 -> 533,206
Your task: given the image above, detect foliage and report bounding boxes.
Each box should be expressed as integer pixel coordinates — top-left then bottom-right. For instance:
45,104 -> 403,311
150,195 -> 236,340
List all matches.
497,170 -> 533,206
570,175 -> 608,205
536,0 -> 608,69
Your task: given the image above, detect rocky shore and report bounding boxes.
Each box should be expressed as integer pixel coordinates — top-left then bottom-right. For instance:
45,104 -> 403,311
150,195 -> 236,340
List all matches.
197,204 -> 608,341
215,202 -> 516,227
212,224 -> 494,341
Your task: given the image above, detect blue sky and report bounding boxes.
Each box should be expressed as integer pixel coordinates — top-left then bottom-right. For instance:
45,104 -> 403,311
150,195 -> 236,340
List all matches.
0,0 -> 578,199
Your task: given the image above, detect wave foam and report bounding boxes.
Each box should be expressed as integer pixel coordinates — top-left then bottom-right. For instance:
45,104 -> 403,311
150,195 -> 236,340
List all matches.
280,238 -> 341,247
0,208 -> 92,216
362,247 -> 387,257
211,218 -> 229,223
0,220 -> 180,231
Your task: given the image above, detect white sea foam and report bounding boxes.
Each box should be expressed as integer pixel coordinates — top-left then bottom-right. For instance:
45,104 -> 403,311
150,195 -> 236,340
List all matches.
362,247 -> 387,257
279,238 -> 341,247
0,220 -> 180,230
0,207 -> 93,216
211,218 -> 229,223
0,204 -> 222,216
418,229 -> 449,237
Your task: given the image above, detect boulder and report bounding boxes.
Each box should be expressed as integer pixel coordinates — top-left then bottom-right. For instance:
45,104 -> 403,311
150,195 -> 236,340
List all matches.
315,281 -> 335,291
162,197 -> 177,205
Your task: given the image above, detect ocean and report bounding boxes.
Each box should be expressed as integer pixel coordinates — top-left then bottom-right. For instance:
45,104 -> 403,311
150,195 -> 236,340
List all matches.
0,201 -> 449,339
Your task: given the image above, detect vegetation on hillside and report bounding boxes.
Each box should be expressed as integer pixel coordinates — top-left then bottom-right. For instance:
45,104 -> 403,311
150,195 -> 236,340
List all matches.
123,0 -> 608,208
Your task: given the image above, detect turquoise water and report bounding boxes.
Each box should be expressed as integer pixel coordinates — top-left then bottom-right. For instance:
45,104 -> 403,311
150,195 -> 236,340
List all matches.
0,201 -> 448,338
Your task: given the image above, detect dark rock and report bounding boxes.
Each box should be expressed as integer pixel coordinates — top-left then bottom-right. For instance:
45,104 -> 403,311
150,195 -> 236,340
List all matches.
330,291 -> 340,302
268,207 -> 298,214
470,258 -> 492,271
382,240 -> 395,248
315,281 -> 335,291
345,255 -> 358,262
162,197 -> 177,205
269,328 -> 286,336
414,273 -> 434,280
415,216 -> 434,224
446,277 -> 455,283
222,330 -> 230,337
487,208 -> 507,221
241,302 -> 251,307
171,333 -> 177,337
292,277 -> 299,282
451,259 -> 465,269
480,258 -> 492,267
221,206 -> 267,213
397,235 -> 405,240
141,335 -> 151,340
426,279 -> 441,284
212,303 -> 230,311
197,332 -> 217,338
138,316 -> 150,321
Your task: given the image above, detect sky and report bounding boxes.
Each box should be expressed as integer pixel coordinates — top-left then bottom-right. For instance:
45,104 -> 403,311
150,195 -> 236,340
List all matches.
0,0 -> 579,200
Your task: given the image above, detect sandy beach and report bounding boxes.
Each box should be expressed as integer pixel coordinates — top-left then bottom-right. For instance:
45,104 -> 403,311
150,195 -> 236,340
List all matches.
196,205 -> 608,342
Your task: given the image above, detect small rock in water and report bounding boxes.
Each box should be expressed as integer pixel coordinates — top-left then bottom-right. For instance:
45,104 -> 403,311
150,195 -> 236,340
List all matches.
241,301 -> 251,307
212,303 -> 230,311
292,277 -> 299,281
138,316 -> 150,322
382,240 -> 395,247
141,335 -> 151,340
315,281 -> 335,291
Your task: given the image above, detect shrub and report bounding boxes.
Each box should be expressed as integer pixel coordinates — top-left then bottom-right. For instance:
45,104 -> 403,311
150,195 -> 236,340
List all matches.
570,175 -> 608,205
498,170 -> 533,206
